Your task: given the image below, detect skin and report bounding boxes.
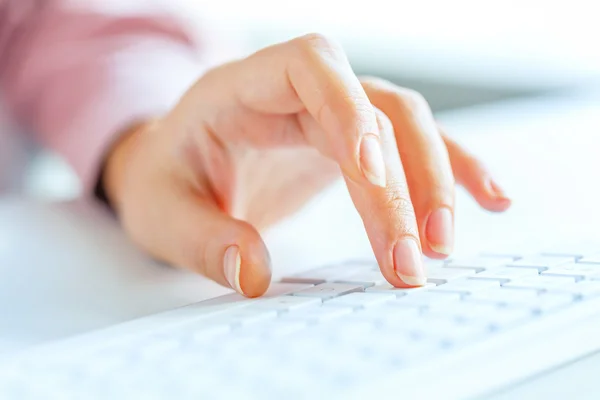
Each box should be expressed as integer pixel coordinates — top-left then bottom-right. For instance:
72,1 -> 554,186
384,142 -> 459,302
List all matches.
103,33 -> 511,298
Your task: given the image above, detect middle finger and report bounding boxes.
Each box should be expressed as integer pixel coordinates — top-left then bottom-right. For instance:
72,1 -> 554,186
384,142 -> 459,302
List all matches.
342,108 -> 426,287
364,78 -> 455,259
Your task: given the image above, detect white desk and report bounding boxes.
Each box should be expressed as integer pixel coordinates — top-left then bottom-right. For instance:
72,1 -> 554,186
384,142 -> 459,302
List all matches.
1,92 -> 600,397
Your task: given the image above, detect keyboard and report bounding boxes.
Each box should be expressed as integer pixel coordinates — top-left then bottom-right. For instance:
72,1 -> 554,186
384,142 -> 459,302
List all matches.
3,249 -> 600,399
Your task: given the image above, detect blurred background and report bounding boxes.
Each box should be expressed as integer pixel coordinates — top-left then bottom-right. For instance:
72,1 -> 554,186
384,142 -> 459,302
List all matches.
21,0 -> 600,199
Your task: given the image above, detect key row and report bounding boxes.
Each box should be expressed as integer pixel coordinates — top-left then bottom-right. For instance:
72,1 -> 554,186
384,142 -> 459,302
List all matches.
282,258 -> 600,288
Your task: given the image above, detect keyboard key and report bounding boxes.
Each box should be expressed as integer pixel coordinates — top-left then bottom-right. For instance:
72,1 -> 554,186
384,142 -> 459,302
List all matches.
394,291 -> 462,308
335,270 -> 388,287
291,283 -> 363,300
528,293 -> 575,313
481,308 -> 533,329
578,254 -> 600,264
280,305 -> 354,323
367,336 -> 440,367
446,257 -> 514,271
181,298 -> 256,318
541,263 -> 600,279
466,287 -> 539,306
210,308 -> 278,327
365,283 -> 435,296
508,256 -> 575,272
251,296 -> 321,313
554,280 -> 600,298
173,283 -> 315,327
430,278 -> 500,294
319,318 -> 377,339
423,258 -> 448,268
479,252 -> 523,260
200,283 -> 315,307
541,244 -> 600,258
244,320 -> 308,338
467,289 -> 574,313
471,267 -> 539,282
351,304 -> 421,324
405,316 -> 489,345
259,358 -> 332,395
324,292 -> 395,309
282,265 -> 366,284
262,283 -> 318,297
502,275 -> 577,291
426,267 -> 477,284
429,302 -> 533,330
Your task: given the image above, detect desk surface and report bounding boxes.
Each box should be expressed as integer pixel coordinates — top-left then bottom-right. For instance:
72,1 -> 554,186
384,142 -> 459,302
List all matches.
1,92 -> 600,361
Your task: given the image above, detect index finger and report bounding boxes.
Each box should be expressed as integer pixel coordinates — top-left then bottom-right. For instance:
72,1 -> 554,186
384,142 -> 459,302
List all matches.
187,33 -> 386,187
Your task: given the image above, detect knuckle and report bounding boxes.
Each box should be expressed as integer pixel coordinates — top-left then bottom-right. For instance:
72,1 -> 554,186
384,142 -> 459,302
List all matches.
322,89 -> 374,134
294,32 -> 344,60
383,180 -> 416,218
343,95 -> 375,124
385,190 -> 415,218
384,191 -> 419,238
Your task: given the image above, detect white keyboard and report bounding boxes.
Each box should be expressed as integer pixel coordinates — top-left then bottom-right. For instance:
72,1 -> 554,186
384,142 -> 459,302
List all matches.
3,250 -> 600,399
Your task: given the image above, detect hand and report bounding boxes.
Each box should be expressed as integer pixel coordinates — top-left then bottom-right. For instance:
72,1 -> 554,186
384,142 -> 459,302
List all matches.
103,34 -> 511,297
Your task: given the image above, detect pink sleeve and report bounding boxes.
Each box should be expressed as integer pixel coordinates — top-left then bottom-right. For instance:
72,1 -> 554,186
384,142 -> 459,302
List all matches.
0,1 -> 239,192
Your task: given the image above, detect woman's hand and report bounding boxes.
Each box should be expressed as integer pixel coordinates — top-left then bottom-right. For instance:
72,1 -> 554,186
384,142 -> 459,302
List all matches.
103,34 -> 510,297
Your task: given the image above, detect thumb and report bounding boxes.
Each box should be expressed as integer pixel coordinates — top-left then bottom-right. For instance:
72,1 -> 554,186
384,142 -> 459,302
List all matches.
125,185 -> 273,298
184,199 -> 272,298
103,120 -> 272,297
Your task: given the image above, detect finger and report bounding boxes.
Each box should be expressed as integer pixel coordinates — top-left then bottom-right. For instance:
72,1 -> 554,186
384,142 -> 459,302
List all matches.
344,108 -> 426,287
178,33 -> 385,188
294,107 -> 425,286
121,179 -> 272,298
442,131 -> 512,212
364,79 -> 455,259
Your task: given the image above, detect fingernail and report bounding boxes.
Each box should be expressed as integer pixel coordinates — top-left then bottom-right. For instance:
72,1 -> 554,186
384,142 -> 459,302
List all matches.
359,134 -> 386,187
393,239 -> 426,286
223,245 -> 243,294
488,179 -> 511,202
426,207 -> 454,256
